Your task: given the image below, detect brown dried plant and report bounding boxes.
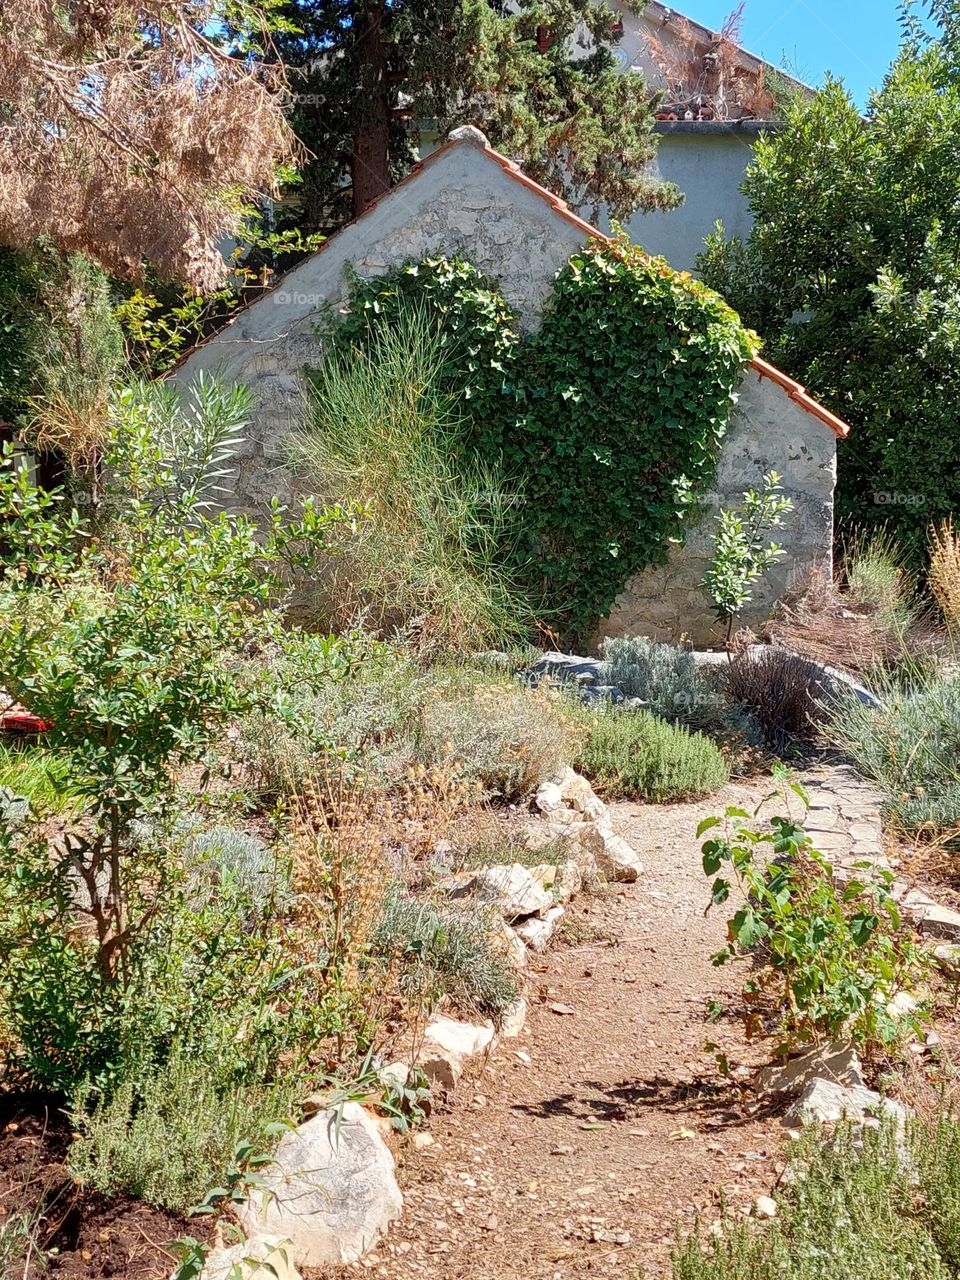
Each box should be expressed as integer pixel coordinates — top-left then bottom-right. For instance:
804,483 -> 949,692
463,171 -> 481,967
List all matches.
0,1 -> 301,288
929,519 -> 960,632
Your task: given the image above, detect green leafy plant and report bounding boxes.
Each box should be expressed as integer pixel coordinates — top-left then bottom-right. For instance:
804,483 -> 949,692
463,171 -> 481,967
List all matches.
572,703 -> 730,802
696,12 -> 960,558
672,1117 -> 955,1280
700,774 -> 929,1052
702,470 -> 794,644
326,238 -> 758,642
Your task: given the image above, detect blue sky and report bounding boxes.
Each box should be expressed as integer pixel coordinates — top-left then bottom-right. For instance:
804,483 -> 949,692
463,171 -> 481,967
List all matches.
676,1 -> 907,106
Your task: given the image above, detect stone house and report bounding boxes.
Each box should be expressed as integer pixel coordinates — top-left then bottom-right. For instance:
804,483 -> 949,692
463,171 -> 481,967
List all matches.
170,125 -> 849,648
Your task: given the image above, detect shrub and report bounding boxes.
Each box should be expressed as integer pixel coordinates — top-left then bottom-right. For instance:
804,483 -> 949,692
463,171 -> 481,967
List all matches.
700,781 -> 929,1052
672,1119 -> 952,1280
238,652 -> 576,804
827,665 -> 960,838
68,1046 -> 296,1212
572,704 -> 729,802
0,374 -> 352,989
415,667 -> 576,802
595,635 -> 729,732
722,647 -> 828,752
289,308 -> 529,650
701,470 -> 794,643
372,891 -> 519,1023
186,825 -> 285,909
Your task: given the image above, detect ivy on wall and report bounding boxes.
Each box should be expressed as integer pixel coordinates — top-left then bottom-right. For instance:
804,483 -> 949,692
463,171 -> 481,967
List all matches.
325,239 -> 758,643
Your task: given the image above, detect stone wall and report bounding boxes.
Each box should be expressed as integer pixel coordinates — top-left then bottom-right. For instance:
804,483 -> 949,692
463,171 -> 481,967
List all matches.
170,129 -> 839,648
169,131 -> 587,515
592,367 -> 837,649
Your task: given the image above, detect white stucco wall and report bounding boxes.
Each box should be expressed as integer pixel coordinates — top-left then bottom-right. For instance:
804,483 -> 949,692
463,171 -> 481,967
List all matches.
624,125 -> 765,271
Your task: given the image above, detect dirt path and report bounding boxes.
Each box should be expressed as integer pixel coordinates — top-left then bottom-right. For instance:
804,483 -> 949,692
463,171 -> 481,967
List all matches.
325,777 -> 793,1280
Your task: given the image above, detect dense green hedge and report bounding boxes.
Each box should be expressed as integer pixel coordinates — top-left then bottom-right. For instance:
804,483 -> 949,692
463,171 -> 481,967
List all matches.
325,239 -> 757,642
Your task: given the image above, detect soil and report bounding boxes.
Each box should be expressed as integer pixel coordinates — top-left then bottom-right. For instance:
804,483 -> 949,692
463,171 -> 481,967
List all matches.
0,1094 -> 208,1279
318,778 -> 802,1280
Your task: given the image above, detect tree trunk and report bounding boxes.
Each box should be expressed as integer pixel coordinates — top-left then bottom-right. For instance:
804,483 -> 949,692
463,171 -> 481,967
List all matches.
351,1 -> 391,215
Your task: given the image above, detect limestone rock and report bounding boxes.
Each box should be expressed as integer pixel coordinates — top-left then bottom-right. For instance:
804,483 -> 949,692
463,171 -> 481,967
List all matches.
488,916 -> 528,970
198,1235 -> 300,1280
534,780 -> 566,815
756,1041 -> 865,1096
499,996 -> 528,1039
418,1016 -> 495,1089
556,768 -> 608,821
529,861 -> 583,903
594,824 -> 643,883
515,904 -> 565,951
902,890 -> 960,941
784,1078 -> 908,1128
443,863 -> 553,922
238,1105 -> 402,1267
933,943 -> 960,980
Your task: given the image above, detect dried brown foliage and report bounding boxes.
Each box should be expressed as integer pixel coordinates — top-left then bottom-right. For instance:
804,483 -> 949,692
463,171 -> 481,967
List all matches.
723,646 -> 828,752
765,566 -> 940,676
929,519 -> 960,631
0,1 -> 300,287
644,3 -> 776,121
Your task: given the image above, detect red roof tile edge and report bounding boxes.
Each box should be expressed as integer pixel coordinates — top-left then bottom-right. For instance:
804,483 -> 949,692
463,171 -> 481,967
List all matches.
170,130 -> 853,440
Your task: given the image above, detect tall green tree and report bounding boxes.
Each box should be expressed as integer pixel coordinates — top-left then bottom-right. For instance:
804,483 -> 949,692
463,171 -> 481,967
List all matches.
698,1 -> 960,554
275,0 -> 680,229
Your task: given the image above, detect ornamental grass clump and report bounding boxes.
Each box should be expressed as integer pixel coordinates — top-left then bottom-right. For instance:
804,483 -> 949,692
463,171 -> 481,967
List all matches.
828,664 -> 960,839
290,307 -> 529,651
572,704 -> 729,802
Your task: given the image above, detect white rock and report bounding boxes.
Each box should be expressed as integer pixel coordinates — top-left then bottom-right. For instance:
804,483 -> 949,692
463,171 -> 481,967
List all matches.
444,863 -> 553,922
418,1016 -> 496,1089
756,1041 -> 865,1096
534,781 -> 566,814
933,943 -> 960,980
783,1078 -> 908,1127
515,904 -> 565,951
529,860 -> 582,903
558,769 -> 607,820
238,1105 -> 402,1267
753,1196 -> 777,1219
499,996 -> 528,1039
488,916 -> 528,970
196,1235 -> 300,1280
902,891 -> 960,941
887,991 -> 919,1018
594,826 -> 643,883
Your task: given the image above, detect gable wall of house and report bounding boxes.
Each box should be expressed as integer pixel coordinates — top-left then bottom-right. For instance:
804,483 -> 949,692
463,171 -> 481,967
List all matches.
171,134 -> 839,648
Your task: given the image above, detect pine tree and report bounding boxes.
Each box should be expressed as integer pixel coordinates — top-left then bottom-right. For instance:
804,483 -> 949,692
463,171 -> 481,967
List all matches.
276,0 -> 680,230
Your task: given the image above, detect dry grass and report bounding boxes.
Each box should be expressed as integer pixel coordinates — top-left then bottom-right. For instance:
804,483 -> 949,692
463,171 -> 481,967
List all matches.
929,519 -> 960,631
723,646 -> 828,752
766,564 -> 939,677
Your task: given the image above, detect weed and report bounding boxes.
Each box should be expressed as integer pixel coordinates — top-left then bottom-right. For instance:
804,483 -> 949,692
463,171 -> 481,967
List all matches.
595,635 -> 730,733
700,773 -> 929,1052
